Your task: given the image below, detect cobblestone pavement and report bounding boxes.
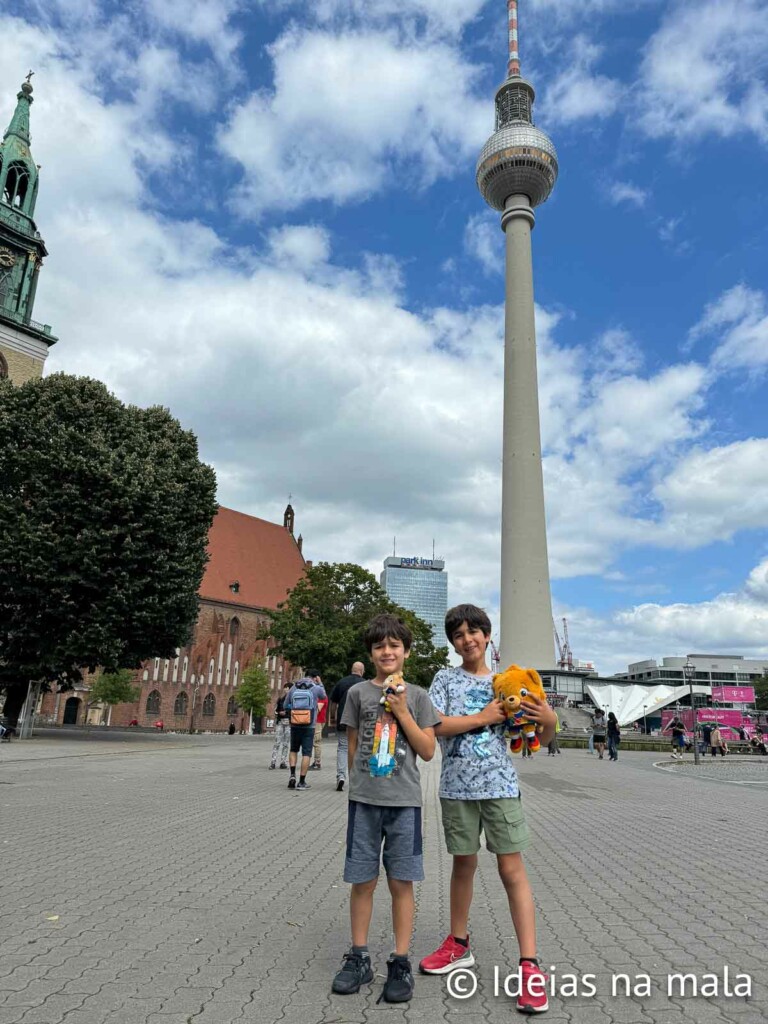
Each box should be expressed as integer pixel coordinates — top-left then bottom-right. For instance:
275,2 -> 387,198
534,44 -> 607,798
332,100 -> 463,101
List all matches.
1,734 -> 766,1024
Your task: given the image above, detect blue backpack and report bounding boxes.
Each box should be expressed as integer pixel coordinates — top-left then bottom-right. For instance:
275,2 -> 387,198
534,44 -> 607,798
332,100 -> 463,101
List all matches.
289,682 -> 316,726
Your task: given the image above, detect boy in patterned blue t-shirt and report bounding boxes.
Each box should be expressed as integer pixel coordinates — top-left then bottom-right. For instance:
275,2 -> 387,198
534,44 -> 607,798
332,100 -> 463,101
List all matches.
419,604 -> 556,1014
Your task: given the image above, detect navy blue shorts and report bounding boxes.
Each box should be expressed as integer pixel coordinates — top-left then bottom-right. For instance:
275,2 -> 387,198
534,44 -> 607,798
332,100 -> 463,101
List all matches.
344,801 -> 423,883
290,726 -> 314,757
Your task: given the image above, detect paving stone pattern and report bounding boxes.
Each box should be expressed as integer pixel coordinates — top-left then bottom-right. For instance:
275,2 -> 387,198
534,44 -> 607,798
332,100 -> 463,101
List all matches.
1,734 -> 766,1024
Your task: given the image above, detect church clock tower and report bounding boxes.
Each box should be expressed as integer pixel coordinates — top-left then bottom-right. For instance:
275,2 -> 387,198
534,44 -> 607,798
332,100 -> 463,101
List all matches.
0,74 -> 57,385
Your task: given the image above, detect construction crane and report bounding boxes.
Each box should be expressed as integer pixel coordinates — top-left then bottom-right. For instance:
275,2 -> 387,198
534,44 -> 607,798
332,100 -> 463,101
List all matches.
490,639 -> 501,673
553,617 -> 573,671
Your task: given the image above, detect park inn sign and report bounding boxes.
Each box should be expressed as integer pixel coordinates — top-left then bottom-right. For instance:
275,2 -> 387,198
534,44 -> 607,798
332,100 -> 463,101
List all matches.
387,557 -> 446,571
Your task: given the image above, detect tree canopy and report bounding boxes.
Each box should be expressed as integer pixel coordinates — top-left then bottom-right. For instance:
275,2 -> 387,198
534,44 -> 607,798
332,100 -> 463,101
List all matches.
754,676 -> 768,712
234,664 -> 271,717
264,561 -> 449,688
85,670 -> 141,711
0,374 -> 217,721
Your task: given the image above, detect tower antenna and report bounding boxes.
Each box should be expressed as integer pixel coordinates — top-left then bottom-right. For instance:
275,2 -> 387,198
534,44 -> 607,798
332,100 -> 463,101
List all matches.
507,0 -> 520,78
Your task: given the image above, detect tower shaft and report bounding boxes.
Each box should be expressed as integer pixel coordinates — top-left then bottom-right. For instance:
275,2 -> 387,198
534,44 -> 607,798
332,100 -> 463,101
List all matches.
498,195 -> 554,668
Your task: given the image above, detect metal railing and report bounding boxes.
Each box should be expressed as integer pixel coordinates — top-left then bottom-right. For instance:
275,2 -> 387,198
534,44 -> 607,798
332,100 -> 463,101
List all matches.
0,301 -> 52,335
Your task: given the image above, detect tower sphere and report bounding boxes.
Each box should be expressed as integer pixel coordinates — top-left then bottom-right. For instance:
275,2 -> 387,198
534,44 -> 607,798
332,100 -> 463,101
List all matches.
476,79 -> 558,211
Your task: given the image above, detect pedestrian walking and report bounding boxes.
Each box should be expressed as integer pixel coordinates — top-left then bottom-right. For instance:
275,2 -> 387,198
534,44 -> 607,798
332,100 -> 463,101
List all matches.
420,604 -> 556,1014
284,671 -> 327,790
710,725 -> 726,757
269,682 -> 291,770
310,693 -> 328,771
332,614 -> 439,1004
592,709 -> 607,760
664,715 -> 687,759
606,712 -> 620,761
330,661 -> 365,792
547,712 -> 561,756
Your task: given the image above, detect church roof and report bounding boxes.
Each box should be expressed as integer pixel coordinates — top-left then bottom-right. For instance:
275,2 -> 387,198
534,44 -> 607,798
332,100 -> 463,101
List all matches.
199,506 -> 306,611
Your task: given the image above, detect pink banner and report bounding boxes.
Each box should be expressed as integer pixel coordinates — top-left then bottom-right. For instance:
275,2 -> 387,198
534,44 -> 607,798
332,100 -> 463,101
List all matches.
661,708 -> 750,738
711,685 -> 755,703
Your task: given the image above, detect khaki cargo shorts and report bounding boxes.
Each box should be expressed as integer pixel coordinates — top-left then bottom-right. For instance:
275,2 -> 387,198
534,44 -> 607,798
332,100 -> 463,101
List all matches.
440,796 -> 529,856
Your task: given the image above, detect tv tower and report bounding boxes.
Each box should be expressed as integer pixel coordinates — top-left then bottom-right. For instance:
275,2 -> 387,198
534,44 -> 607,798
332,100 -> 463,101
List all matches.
477,1 -> 558,668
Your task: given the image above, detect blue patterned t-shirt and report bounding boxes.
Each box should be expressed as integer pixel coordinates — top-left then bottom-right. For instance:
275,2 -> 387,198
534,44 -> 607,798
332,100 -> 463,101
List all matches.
429,666 -> 520,801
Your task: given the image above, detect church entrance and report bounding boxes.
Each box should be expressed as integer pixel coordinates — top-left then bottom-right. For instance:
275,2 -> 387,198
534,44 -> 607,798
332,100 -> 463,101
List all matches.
63,697 -> 81,725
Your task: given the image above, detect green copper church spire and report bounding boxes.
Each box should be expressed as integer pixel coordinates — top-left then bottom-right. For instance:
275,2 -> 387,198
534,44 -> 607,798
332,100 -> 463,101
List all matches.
0,72 -> 39,219
4,72 -> 34,147
0,72 -> 56,382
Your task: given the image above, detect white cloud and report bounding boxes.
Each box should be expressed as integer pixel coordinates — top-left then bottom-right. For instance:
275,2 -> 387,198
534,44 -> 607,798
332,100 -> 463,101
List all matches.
653,439 -> 768,548
267,224 -> 332,272
616,557 -> 768,654
638,0 -> 768,144
257,0 -> 487,38
141,0 -> 242,64
529,0 -> 657,19
464,212 -> 501,275
608,181 -> 648,208
690,284 -> 768,375
218,28 -> 489,214
540,36 -> 623,125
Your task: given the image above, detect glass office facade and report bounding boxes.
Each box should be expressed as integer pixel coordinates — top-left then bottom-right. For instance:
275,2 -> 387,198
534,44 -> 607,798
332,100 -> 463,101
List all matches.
380,557 -> 448,645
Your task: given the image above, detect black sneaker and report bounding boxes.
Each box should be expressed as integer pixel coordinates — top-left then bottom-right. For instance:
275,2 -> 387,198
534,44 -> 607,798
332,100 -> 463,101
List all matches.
269,764 -> 276,770
287,778 -> 296,789
379,956 -> 414,1003
336,779 -> 345,792
296,781 -> 310,790
332,951 -> 374,994
309,762 -> 321,770
279,763 -> 287,769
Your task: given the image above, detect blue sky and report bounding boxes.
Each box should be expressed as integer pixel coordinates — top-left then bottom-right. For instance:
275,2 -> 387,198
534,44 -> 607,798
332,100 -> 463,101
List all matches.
2,0 -> 767,673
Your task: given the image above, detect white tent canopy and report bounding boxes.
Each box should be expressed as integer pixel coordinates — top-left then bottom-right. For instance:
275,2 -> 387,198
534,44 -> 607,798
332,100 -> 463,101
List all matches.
584,683 -> 711,728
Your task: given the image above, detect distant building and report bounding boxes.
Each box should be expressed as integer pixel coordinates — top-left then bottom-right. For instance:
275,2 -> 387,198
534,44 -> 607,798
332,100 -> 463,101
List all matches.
37,504 -> 307,732
619,654 -> 768,690
380,556 -> 448,644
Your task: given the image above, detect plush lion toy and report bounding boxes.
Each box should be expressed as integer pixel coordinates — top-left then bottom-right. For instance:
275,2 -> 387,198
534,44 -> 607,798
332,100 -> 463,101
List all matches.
493,664 -> 547,755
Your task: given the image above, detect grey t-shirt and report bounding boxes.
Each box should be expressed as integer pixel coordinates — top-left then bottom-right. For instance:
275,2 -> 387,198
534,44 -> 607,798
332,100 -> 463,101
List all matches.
341,680 -> 441,808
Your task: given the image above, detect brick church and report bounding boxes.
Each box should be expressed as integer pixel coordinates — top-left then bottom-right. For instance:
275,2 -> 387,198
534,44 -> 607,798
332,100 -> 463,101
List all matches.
38,504 -> 308,732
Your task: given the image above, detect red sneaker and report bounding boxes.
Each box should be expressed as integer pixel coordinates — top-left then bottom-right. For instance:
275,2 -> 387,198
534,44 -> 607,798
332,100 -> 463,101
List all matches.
419,935 -> 475,975
517,961 -> 549,1013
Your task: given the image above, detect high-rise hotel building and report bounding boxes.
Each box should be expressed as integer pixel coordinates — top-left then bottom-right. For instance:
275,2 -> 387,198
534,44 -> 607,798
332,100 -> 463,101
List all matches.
381,557 -> 448,645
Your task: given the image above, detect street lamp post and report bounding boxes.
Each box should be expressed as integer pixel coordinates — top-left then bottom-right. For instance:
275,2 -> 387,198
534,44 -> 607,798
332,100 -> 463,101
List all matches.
643,704 -> 647,735
684,658 -> 699,765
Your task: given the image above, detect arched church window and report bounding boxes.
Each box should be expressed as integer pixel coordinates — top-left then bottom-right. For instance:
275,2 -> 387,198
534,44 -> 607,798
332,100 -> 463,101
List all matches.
229,616 -> 240,638
174,692 -> 188,716
202,693 -> 216,717
146,690 -> 161,715
2,163 -> 30,209
226,695 -> 237,716
0,352 -> 7,379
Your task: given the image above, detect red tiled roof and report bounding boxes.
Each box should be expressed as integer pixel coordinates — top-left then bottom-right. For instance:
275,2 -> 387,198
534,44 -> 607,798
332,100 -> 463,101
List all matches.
199,506 -> 306,611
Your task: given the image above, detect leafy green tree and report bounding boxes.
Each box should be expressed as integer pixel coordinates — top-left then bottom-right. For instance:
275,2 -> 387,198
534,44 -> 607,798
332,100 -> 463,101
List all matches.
84,670 -> 141,719
0,374 -> 217,726
234,664 -> 272,718
265,562 -> 448,688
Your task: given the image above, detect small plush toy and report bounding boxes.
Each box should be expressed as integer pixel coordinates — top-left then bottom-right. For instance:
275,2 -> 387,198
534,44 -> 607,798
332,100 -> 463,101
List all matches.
380,673 -> 406,712
492,664 -> 547,755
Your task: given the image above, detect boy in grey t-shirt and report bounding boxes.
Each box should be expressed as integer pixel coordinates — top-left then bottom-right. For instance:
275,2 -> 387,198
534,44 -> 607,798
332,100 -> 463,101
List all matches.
332,613 -> 440,1005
